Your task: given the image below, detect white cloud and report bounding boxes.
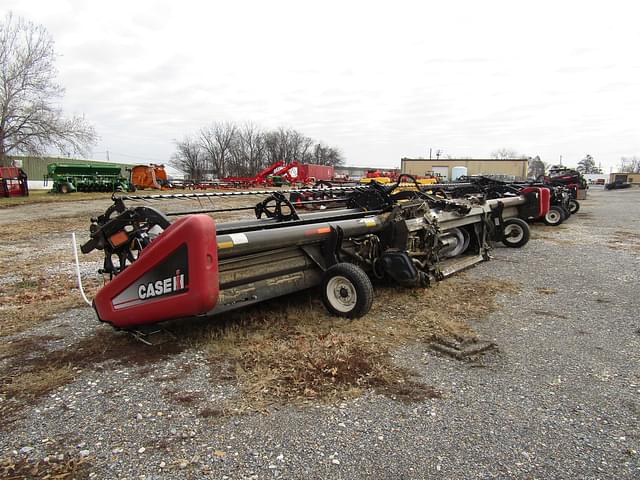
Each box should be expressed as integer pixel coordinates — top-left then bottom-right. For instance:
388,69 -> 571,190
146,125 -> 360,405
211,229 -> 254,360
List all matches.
3,0 -> 639,170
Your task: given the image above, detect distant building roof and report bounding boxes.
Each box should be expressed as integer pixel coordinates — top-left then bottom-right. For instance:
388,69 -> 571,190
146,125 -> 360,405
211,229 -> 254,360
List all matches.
401,157 -> 527,162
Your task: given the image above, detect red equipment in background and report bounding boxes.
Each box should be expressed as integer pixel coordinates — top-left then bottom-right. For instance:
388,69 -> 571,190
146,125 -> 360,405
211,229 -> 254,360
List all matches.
222,161 -> 286,187
0,166 -> 29,197
365,169 -> 399,180
274,161 -> 302,184
297,164 -> 334,182
221,161 -> 336,187
520,186 -> 551,220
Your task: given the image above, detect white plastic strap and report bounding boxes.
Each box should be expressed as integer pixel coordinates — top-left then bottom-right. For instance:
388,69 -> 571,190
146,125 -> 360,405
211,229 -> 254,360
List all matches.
71,232 -> 92,306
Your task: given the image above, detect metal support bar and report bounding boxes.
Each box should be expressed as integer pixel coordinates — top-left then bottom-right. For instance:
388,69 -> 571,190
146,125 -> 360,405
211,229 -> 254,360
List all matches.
114,185 -> 362,202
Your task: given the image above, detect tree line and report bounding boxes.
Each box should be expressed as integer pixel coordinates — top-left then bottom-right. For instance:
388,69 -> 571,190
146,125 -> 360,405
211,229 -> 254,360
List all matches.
172,122 -> 344,179
491,149 -> 606,178
619,156 -> 640,173
0,13 -> 96,166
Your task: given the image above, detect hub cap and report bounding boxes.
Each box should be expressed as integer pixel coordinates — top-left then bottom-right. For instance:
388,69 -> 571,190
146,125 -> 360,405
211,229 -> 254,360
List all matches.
546,210 -> 561,223
504,224 -> 524,243
326,276 -> 357,313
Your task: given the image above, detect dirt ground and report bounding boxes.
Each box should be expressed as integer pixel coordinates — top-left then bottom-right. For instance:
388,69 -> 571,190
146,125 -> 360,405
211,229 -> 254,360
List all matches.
0,186 -> 638,479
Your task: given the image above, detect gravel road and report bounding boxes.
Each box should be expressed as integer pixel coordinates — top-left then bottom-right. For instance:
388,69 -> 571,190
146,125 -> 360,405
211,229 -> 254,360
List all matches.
1,186 -> 638,479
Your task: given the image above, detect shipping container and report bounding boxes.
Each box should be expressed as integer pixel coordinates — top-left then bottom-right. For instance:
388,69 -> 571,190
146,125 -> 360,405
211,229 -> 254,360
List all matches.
299,164 -> 334,181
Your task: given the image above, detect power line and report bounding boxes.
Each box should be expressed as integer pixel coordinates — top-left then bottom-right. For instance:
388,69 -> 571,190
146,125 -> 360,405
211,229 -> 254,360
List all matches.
91,149 -> 171,164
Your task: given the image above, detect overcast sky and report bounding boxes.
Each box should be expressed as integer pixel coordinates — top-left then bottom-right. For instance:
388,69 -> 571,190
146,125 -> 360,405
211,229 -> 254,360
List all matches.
4,0 -> 640,171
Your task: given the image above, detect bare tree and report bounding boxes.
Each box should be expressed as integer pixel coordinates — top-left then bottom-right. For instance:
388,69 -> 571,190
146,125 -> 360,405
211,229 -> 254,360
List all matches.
0,13 -> 96,165
527,155 -> 546,179
264,128 -> 314,164
231,122 -> 266,176
288,129 -> 314,163
199,122 -> 237,178
175,121 -> 344,178
263,128 -> 287,165
171,136 -> 204,179
490,148 -> 523,159
310,142 -> 344,166
577,154 -> 602,174
619,156 -> 640,173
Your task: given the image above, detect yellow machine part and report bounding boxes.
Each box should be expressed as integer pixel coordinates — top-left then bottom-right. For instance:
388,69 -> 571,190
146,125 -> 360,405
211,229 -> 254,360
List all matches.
359,177 -> 393,184
360,177 -> 436,185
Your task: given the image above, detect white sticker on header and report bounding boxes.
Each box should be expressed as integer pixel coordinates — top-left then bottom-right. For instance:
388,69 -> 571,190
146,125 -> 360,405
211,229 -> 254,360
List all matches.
359,218 -> 377,227
229,233 -> 249,245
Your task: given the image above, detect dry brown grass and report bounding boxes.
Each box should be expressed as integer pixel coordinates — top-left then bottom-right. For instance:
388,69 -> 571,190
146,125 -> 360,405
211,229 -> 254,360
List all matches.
0,209 -> 105,337
187,276 -> 521,411
3,365 -> 75,399
0,189 -> 111,209
0,274 -> 101,337
537,287 -> 557,295
0,274 -> 522,420
608,230 -> 640,254
0,187 -> 243,209
0,215 -> 89,242
0,451 -> 91,479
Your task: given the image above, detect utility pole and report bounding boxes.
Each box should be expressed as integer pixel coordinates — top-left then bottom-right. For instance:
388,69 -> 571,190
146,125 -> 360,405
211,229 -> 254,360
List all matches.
559,155 -> 562,166
106,150 -> 110,161
429,148 -> 432,160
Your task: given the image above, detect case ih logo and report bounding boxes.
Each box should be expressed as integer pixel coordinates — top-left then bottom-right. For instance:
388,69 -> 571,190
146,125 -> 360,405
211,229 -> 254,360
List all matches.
111,245 -> 190,311
138,270 -> 185,300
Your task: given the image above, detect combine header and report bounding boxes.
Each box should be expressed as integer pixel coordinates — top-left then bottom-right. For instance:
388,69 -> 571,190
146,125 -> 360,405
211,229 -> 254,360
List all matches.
446,176 -> 576,226
80,176 -> 541,330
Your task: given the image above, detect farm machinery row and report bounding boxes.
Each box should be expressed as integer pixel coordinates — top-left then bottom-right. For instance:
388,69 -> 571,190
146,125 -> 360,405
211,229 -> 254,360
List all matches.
442,175 -> 580,227
192,162 -> 438,190
79,175 -> 548,331
46,163 -> 174,193
292,172 -> 582,227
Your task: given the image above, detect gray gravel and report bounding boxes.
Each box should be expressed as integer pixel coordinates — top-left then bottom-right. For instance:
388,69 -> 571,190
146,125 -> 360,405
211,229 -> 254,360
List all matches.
1,186 -> 639,479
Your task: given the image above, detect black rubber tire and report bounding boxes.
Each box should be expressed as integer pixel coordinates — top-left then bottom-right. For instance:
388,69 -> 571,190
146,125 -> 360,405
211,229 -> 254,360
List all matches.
560,206 -> 571,220
543,206 -> 564,226
321,263 -> 373,318
568,199 -> 580,214
501,218 -> 530,248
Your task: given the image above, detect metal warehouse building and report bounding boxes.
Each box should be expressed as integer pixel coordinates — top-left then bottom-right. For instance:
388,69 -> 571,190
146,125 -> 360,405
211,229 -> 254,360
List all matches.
401,158 -> 528,181
609,172 -> 640,185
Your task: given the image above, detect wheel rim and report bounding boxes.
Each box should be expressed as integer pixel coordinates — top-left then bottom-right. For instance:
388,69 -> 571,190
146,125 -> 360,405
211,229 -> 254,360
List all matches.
504,224 -> 524,243
326,276 -> 357,313
569,201 -> 578,213
546,210 -> 560,223
444,227 -> 470,257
